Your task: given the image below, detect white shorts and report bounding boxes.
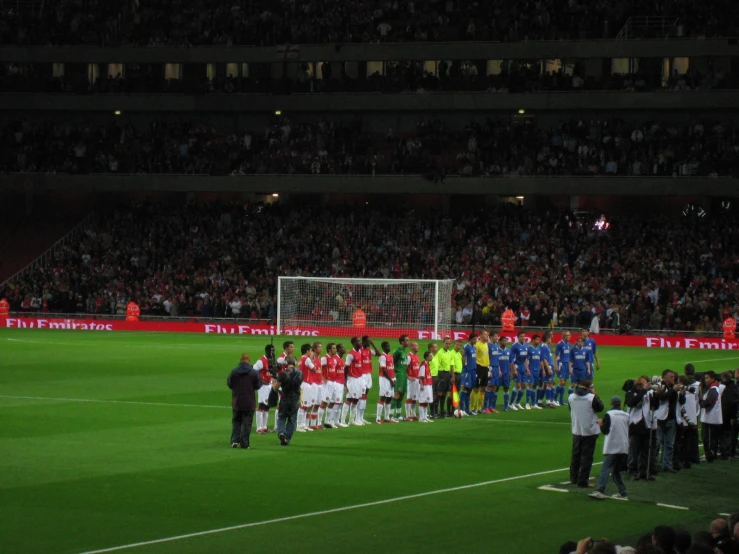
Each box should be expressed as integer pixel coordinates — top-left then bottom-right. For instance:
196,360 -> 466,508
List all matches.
301,382 -> 312,407
408,379 -> 420,401
329,381 -> 344,404
347,376 -> 363,400
257,383 -> 272,405
363,373 -> 373,391
420,384 -> 434,404
379,376 -> 394,398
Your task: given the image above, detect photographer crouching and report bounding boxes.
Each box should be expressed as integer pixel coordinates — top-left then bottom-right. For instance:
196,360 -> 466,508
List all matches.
625,376 -> 659,480
272,355 -> 303,446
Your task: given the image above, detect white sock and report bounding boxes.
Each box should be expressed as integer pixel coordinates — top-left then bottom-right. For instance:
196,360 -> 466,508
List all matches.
350,403 -> 358,422
404,402 -> 411,418
341,402 -> 350,423
297,408 -> 305,429
333,405 -> 340,424
376,403 -> 384,421
318,407 -> 324,425
420,406 -> 426,420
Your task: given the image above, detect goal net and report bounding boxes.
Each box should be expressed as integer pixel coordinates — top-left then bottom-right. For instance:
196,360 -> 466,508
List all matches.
277,277 -> 455,339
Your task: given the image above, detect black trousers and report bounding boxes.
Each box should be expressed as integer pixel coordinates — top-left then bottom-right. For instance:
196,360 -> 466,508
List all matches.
570,434 -> 598,487
277,396 -> 300,443
231,409 -> 255,448
673,425 -> 699,468
702,423 -> 721,461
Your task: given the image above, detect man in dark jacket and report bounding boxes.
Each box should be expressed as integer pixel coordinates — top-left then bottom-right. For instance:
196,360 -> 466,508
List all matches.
273,355 -> 303,446
719,371 -> 739,459
227,353 -> 261,449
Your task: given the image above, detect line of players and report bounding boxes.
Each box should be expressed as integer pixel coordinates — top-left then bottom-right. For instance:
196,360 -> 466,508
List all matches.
460,328 -> 601,415
250,328 -> 602,431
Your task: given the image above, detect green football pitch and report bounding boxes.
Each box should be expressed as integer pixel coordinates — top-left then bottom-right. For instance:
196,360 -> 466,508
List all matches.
1,329 -> 737,554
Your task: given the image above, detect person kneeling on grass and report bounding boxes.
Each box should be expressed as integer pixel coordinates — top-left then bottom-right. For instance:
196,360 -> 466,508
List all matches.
589,395 -> 629,500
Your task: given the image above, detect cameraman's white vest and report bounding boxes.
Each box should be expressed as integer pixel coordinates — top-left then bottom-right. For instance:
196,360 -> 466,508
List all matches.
628,390 -> 657,430
701,384 -> 724,425
676,389 -> 698,427
603,409 -> 629,455
655,387 -> 671,421
569,392 -> 599,436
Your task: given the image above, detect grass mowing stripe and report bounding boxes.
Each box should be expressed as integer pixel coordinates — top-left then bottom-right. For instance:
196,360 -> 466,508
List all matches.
0,395 -> 228,410
76,464 -> 589,554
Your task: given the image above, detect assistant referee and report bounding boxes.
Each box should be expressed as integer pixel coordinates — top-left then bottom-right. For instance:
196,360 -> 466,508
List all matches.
434,337 -> 453,418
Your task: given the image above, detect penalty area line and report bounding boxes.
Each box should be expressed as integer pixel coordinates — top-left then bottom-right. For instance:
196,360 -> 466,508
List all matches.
77,465 -> 578,554
0,395 -> 228,410
688,356 -> 739,364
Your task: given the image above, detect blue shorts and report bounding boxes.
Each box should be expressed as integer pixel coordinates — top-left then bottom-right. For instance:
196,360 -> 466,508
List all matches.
499,373 -> 511,389
488,368 -> 500,387
514,365 -> 527,383
557,363 -> 570,380
541,371 -> 555,384
571,370 -> 586,384
528,371 -> 540,385
461,370 -> 476,389
586,369 -> 594,380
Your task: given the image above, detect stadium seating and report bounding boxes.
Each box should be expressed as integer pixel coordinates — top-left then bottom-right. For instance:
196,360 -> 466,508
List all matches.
2,201 -> 736,337
2,117 -> 738,177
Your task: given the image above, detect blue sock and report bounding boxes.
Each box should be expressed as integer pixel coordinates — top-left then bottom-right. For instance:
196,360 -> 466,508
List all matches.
484,391 -> 491,410
567,387 -> 574,401
518,389 -> 525,404
547,388 -> 553,402
537,388 -> 544,403
503,392 -> 509,410
461,391 -> 470,412
557,385 -> 564,403
491,391 -> 498,409
528,389 -> 535,405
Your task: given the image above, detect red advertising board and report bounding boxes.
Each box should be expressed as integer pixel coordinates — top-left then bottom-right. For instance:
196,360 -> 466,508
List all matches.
3,316 -> 739,351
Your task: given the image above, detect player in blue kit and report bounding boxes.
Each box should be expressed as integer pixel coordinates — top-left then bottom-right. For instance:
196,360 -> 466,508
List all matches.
510,331 -> 529,410
581,329 -> 601,379
553,330 -> 572,406
483,331 -> 500,413
539,331 -> 556,408
569,336 -> 591,385
495,336 -> 513,411
461,333 -> 478,415
526,335 -> 543,410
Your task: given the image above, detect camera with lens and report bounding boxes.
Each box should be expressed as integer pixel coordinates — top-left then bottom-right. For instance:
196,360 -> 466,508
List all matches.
266,344 -> 278,378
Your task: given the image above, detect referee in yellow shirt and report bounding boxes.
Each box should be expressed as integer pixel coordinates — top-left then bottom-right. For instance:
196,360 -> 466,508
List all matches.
435,337 -> 453,418
473,331 -> 490,414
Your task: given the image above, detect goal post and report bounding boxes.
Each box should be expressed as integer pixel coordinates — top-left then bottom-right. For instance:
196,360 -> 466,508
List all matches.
277,277 -> 455,339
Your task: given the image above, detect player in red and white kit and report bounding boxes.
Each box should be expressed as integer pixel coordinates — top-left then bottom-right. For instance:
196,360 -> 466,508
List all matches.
418,351 -> 435,423
359,335 -> 379,425
405,341 -> 421,421
252,345 -> 276,433
319,343 -> 339,428
334,343 -> 349,427
377,341 -> 397,423
344,337 -> 365,426
296,344 -> 315,433
308,341 -> 324,430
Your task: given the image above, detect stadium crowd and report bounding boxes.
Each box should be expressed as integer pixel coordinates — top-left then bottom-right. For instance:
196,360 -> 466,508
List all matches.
561,515 -> 739,553
2,116 -> 739,177
3,0 -> 739,46
3,202 -> 739,336
2,61 -> 735,95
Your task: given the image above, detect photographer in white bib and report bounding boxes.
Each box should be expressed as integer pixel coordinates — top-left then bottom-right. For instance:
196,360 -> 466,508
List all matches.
589,395 -> 629,500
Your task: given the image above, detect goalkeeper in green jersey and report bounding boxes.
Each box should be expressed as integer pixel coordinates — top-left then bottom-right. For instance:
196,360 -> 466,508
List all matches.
390,334 -> 410,420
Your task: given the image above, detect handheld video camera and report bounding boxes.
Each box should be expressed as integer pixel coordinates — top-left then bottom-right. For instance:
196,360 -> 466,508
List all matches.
266,344 -> 278,378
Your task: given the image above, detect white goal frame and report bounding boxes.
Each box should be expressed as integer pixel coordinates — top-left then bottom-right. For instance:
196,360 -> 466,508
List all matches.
277,276 -> 455,338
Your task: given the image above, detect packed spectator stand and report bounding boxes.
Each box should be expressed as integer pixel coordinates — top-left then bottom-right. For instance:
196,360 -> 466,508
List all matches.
2,0 -> 739,46
2,116 -> 739,177
3,202 -> 738,337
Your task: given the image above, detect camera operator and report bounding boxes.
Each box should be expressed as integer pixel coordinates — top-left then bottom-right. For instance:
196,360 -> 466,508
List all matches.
569,379 -> 604,488
719,371 -> 738,460
626,376 -> 659,480
673,375 -> 698,469
272,355 -> 303,446
699,371 -> 723,463
654,369 -> 681,473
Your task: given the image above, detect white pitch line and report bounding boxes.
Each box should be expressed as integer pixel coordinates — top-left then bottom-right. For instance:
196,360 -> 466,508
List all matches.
538,485 -> 569,493
656,503 -> 690,511
77,465 -> 581,554
470,418 -> 569,426
0,395 -> 228,410
689,356 -> 739,364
